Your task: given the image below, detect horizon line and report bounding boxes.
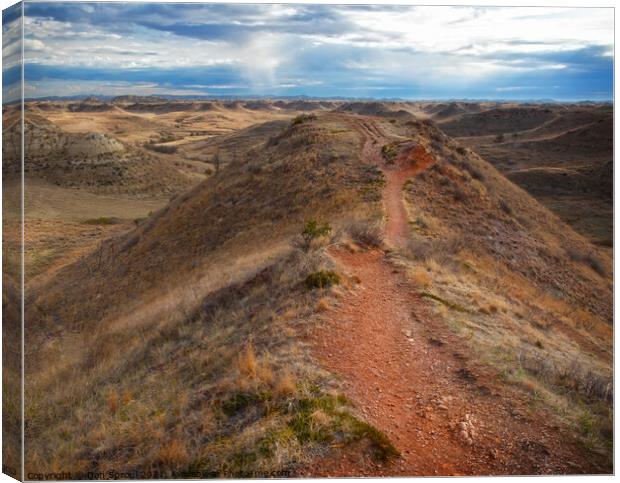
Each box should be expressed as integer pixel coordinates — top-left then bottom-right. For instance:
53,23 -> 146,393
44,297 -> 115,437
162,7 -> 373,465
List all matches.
6,94 -> 614,105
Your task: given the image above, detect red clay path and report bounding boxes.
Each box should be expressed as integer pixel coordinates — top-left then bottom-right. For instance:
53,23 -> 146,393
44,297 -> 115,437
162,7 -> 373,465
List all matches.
306,116 -> 606,476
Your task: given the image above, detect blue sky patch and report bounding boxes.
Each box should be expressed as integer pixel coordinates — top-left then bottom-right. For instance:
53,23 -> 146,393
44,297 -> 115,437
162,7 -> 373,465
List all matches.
2,3 -> 613,101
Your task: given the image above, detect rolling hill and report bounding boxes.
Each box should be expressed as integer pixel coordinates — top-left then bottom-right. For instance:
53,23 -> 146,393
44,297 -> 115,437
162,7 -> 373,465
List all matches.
3,111 -> 193,196
433,103 -> 613,247
23,110 -> 612,477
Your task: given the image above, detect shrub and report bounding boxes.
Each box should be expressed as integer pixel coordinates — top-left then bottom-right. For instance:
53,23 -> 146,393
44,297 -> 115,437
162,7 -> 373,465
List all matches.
291,114 -> 317,126
408,267 -> 431,287
414,217 -> 428,230
566,247 -> 607,277
82,216 -> 119,225
157,439 -> 190,469
421,291 -> 468,312
381,143 -> 398,163
347,221 -> 383,248
499,199 -> 513,215
452,186 -> 467,202
465,164 -> 484,181
302,219 -> 332,243
305,271 -> 340,289
515,351 -> 612,402
346,417 -> 400,463
145,143 -> 178,154
405,236 -> 465,264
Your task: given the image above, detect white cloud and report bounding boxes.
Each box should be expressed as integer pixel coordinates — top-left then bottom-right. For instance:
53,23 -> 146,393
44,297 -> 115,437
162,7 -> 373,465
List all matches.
15,4 -> 613,99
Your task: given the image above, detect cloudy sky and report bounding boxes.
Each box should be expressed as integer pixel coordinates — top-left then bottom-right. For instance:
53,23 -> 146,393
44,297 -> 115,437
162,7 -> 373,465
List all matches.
2,2 -> 614,101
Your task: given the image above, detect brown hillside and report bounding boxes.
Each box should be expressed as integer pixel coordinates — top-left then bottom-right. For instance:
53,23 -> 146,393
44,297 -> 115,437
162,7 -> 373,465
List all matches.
24,111 -> 612,477
446,104 -> 613,247
440,107 -> 556,137
4,111 -> 193,196
31,113 -> 383,330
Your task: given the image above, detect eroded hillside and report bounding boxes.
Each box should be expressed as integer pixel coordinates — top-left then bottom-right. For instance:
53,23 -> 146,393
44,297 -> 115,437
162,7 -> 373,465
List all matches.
433,103 -> 613,247
4,110 -> 194,196
23,109 -> 612,477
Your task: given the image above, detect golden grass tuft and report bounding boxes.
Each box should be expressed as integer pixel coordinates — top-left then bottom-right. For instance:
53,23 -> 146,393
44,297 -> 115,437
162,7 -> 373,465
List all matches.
157,439 -> 190,468
311,409 -> 331,427
202,410 -> 216,434
478,304 -> 498,315
425,257 -> 441,273
238,343 -> 258,379
343,241 -> 360,253
275,371 -> 297,397
407,266 -> 431,288
315,297 -> 331,312
106,389 -> 120,414
256,362 -> 275,386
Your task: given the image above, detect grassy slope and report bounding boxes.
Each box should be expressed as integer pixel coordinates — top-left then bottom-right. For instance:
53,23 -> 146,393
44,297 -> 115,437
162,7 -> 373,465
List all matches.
2,124 -> 23,479
389,120 -> 612,462
23,111 -> 612,475
24,114 -> 391,476
30,114 -> 383,330
438,107 -> 556,137
438,105 -> 613,248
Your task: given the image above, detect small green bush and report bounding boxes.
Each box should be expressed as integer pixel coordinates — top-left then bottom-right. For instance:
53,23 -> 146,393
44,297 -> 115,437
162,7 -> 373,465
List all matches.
302,219 -> 331,243
305,271 -> 340,289
346,417 -> 400,463
381,143 -> 398,163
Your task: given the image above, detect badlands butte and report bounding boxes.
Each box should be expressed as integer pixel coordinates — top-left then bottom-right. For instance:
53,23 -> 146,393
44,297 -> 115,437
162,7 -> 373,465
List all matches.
2,97 -> 613,477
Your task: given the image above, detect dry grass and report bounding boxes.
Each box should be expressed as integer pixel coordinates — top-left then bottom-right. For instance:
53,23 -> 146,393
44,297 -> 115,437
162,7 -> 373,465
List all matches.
315,297 -> 331,312
157,440 -> 190,468
275,371 -> 298,397
19,104 -> 612,474
106,390 -> 120,414
32,113 -> 375,332
399,243 -> 612,457
345,220 -> 384,248
407,266 -> 432,288
238,343 -> 258,379
23,115 -> 389,477
395,134 -> 612,464
26,246 -> 395,477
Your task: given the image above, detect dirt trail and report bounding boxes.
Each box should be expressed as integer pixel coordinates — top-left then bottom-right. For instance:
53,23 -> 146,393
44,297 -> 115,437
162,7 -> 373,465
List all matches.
383,144 -> 435,248
307,116 -> 604,476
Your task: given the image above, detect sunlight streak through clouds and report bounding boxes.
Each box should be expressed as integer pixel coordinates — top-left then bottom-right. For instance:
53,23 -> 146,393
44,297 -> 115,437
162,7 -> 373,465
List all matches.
2,3 -> 613,101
